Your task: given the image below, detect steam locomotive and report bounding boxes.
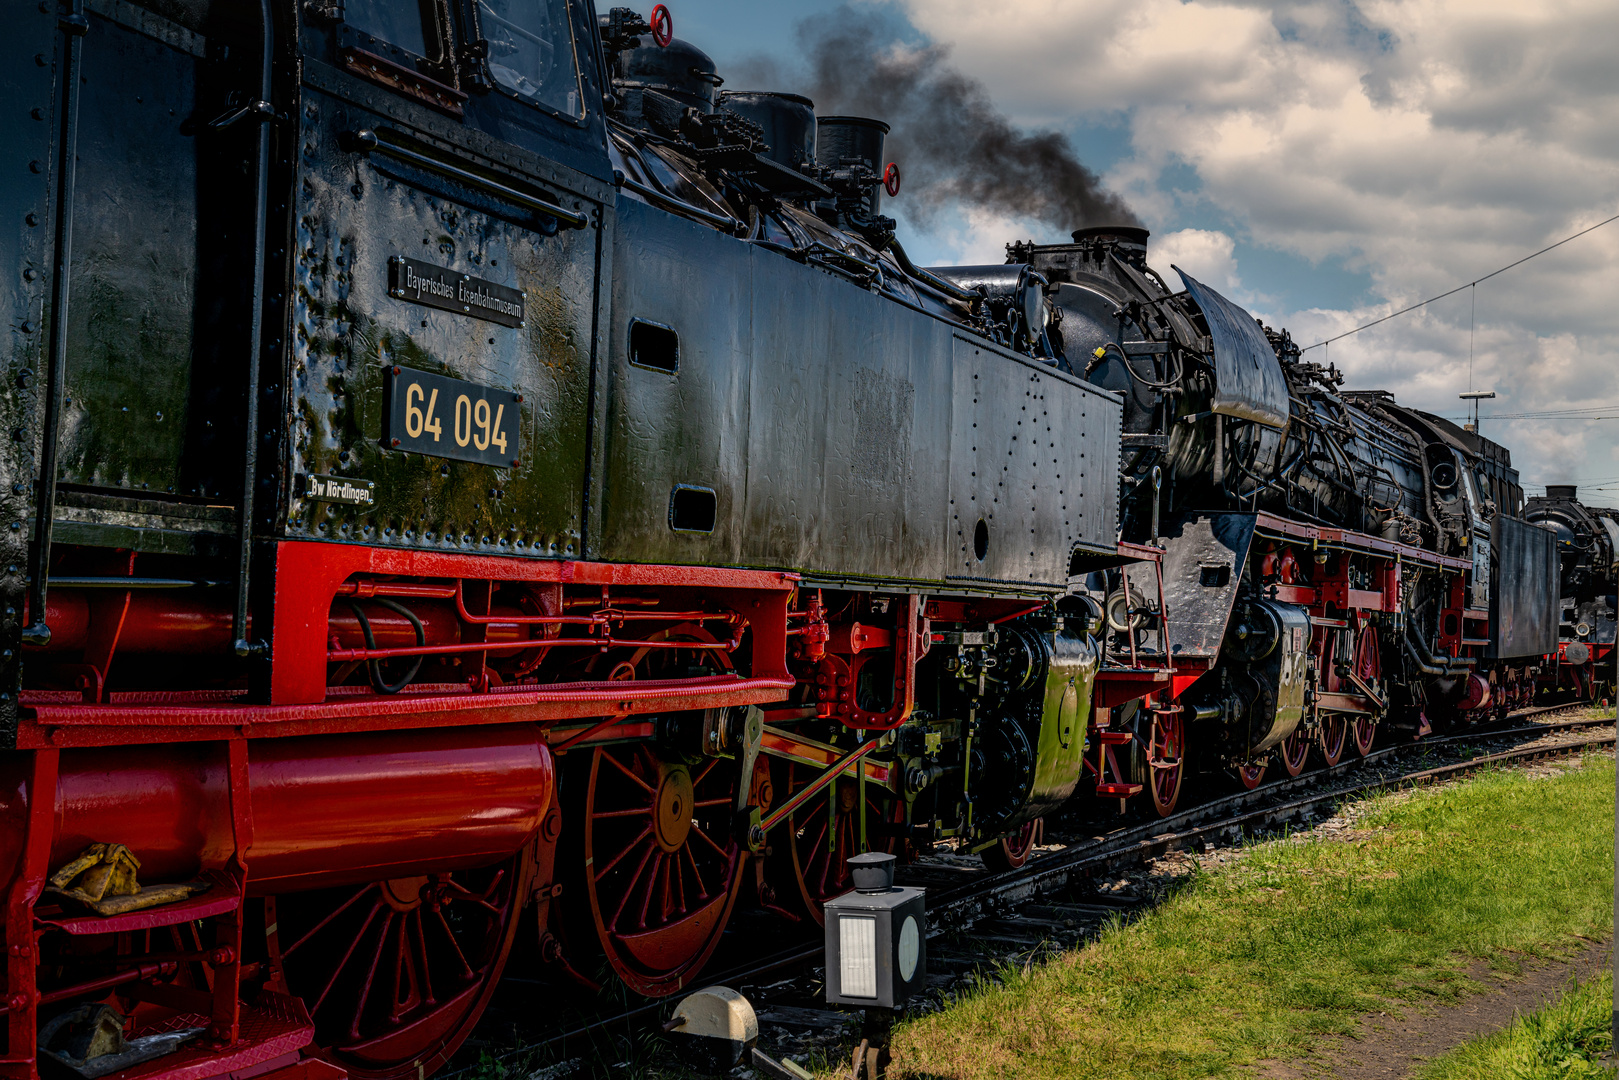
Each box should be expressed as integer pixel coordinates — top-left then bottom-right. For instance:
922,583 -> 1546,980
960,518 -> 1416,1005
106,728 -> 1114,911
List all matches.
0,3 -> 1581,1080
1524,486 -> 1618,701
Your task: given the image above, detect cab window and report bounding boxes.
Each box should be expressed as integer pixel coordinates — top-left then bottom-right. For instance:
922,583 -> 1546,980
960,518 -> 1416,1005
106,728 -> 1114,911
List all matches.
478,0 -> 582,118
344,0 -> 436,61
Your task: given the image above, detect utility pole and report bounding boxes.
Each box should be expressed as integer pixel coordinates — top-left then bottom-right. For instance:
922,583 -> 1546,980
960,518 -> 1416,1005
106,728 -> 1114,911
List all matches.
1459,390 -> 1495,434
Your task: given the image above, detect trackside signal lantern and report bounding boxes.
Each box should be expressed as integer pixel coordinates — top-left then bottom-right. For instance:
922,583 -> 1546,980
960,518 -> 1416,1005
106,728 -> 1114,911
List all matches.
823,852 -> 926,1009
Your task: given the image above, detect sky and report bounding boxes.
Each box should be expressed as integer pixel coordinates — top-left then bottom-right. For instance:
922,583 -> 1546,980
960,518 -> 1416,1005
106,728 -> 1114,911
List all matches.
659,0 -> 1619,506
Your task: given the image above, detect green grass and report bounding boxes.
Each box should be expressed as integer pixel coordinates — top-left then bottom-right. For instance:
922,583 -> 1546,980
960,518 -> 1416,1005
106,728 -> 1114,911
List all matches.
1414,969 -> 1615,1080
888,756 -> 1616,1079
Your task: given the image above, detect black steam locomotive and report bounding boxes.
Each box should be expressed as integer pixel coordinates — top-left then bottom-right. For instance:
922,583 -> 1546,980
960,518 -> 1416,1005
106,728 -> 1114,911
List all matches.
0,4 -> 1575,1080
1524,485 -> 1618,700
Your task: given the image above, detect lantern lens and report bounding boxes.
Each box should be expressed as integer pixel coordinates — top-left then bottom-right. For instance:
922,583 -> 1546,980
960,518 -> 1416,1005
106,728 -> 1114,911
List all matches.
838,915 -> 878,998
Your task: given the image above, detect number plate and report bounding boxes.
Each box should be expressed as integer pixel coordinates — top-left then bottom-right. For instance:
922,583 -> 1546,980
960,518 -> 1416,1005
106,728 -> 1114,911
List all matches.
384,366 -> 521,467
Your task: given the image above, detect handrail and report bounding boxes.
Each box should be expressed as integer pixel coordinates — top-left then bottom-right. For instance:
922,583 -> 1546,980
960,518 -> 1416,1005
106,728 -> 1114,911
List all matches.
350,129 -> 588,228
23,0 -> 88,649
231,0 -> 277,659
805,241 -> 881,281
888,237 -> 982,305
614,169 -> 744,233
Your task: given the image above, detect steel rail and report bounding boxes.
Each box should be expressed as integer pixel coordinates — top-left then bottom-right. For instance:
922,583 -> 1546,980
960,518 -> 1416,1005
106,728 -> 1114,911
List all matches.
930,723 -> 1615,929
447,704 -> 1614,1072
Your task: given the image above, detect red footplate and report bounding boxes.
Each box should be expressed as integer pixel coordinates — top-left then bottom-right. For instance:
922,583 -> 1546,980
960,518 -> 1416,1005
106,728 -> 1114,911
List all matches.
112,992 -> 316,1080
1095,782 -> 1144,797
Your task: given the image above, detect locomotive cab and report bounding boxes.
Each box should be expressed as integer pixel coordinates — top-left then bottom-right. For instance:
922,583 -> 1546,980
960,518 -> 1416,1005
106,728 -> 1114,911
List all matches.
13,0 -> 618,703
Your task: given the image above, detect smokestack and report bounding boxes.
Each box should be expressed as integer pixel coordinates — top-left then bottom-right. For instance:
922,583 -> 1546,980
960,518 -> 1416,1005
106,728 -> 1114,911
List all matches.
1071,225 -> 1151,269
1547,485 -> 1578,500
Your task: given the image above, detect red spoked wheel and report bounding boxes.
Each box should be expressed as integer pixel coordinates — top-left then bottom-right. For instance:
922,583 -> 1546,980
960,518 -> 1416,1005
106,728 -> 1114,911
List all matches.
1146,704 -> 1185,817
649,3 -> 673,46
268,851 -> 531,1080
1351,715 -> 1378,756
980,818 -> 1042,872
582,744 -> 744,996
1318,713 -> 1348,767
780,762 -> 904,925
1235,762 -> 1267,790
1349,627 -> 1382,757
883,162 -> 901,197
1278,727 -> 1311,777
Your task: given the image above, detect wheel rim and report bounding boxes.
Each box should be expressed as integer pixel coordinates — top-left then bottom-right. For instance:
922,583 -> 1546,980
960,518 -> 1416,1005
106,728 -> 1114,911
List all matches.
269,851 -> 530,1080
1349,627 -> 1381,757
1147,705 -> 1184,817
1279,728 -> 1311,777
1236,762 -> 1266,790
1351,715 -> 1378,756
1002,819 -> 1040,863
582,744 -> 744,996
983,818 -> 1041,871
782,762 -> 902,925
1318,714 -> 1348,766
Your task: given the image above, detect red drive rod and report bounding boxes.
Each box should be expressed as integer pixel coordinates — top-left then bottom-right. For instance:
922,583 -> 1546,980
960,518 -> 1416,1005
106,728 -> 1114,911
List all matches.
0,726 -> 554,894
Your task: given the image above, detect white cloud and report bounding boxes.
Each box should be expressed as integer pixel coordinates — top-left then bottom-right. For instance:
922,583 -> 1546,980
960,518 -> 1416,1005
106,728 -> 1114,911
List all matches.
1148,228 -> 1243,299
893,0 -> 1619,499
894,204 -> 1045,267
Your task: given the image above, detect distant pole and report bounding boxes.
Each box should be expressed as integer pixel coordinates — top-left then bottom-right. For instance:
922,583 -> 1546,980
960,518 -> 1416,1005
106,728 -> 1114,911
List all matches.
1459,390 -> 1495,434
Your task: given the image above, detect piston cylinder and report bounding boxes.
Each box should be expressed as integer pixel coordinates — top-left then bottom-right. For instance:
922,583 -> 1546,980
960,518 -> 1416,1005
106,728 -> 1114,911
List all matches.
0,725 -> 554,895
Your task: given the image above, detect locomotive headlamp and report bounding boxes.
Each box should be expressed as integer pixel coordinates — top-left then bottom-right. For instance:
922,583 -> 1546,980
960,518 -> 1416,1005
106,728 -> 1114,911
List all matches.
824,853 -> 926,1009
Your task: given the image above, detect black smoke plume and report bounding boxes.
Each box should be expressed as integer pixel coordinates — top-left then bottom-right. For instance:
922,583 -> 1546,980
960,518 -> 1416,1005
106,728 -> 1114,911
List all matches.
741,7 -> 1138,231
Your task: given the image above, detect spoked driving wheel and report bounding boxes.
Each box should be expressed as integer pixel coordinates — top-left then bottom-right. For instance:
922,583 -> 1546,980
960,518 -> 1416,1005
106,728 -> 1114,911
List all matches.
1349,627 -> 1382,757
581,744 -> 745,996
1235,762 -> 1267,790
1351,715 -> 1378,756
980,818 -> 1042,872
1318,713 -> 1349,766
1278,727 -> 1311,777
1146,702 -> 1185,817
780,761 -> 904,925
268,851 -> 531,1080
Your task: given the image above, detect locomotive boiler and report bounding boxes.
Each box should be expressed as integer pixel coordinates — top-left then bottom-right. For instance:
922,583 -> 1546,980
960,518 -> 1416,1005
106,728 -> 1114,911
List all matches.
1524,485 -> 1619,700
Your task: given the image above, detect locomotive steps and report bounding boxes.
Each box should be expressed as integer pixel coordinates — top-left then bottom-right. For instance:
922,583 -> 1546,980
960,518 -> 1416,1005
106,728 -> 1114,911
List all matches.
451,704 -> 1616,1078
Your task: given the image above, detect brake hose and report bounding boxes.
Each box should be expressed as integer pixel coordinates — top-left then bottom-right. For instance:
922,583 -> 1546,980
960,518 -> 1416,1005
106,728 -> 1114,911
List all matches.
347,597 -> 426,694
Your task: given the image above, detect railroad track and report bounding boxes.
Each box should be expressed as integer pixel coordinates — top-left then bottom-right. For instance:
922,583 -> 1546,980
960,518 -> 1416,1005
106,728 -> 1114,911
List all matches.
451,703 -> 1617,1075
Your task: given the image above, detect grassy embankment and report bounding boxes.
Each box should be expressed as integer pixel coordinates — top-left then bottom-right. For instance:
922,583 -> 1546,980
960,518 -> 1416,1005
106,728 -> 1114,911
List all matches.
888,755 -> 1616,1079
1413,968 -> 1614,1080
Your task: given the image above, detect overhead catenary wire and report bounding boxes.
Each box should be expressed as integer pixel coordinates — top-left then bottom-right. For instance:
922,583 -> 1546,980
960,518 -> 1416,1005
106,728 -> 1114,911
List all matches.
1443,403 -> 1619,423
1300,211 -> 1619,353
